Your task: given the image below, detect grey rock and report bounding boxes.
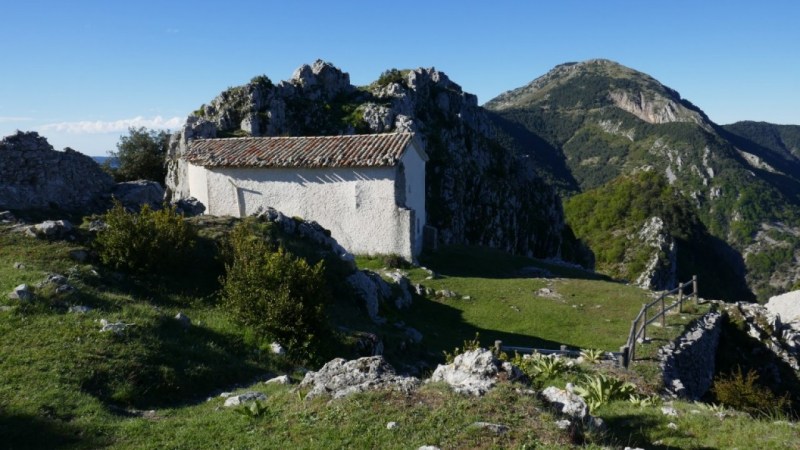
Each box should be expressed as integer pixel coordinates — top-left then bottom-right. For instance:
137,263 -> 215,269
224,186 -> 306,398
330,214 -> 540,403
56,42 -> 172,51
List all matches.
56,284 -> 75,294
386,421 -> 398,430
68,305 -> 92,314
430,348 -> 519,396
540,386 -> 589,420
265,375 -> 291,385
174,312 -> 191,328
0,305 -> 13,312
470,421 -> 509,434
270,342 -> 285,355
384,270 -> 413,309
88,220 -> 107,232
99,319 -> 132,334
8,284 -> 33,301
555,419 -> 571,430
436,290 -> 457,299
38,273 -> 68,288
0,211 -> 15,222
299,356 -> 419,399
172,196 -> 205,217
417,447 -> 441,450
111,180 -> 165,210
223,392 -> 267,407
13,262 -> 24,269
661,406 -> 678,416
32,220 -> 73,239
347,270 -> 392,323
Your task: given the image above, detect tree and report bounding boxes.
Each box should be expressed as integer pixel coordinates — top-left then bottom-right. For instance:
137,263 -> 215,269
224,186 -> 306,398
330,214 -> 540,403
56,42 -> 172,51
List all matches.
108,127 -> 170,183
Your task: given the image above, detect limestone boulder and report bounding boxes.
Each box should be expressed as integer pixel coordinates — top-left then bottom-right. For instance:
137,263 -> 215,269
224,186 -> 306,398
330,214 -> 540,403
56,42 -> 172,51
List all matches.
766,290 -> 800,326
540,386 -> 589,420
299,356 -> 419,399
429,348 -> 521,396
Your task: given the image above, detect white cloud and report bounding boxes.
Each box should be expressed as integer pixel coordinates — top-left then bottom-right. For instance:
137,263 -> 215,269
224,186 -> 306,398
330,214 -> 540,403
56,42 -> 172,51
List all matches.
40,116 -> 183,134
0,116 -> 33,123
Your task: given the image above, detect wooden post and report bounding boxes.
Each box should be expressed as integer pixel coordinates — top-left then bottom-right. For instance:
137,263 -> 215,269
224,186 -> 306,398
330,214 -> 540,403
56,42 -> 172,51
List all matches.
619,345 -> 629,368
678,288 -> 684,313
642,309 -> 647,342
660,296 -> 666,327
494,340 -> 502,355
629,319 -> 638,362
693,275 -> 698,304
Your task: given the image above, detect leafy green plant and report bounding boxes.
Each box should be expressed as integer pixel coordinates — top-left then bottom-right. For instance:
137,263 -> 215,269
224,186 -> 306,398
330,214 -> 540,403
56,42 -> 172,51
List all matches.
628,393 -> 662,408
512,352 -> 571,385
573,373 -> 636,412
94,201 -> 195,273
579,348 -> 604,364
221,222 -> 332,363
711,367 -> 791,418
234,400 -> 270,419
442,332 -> 482,364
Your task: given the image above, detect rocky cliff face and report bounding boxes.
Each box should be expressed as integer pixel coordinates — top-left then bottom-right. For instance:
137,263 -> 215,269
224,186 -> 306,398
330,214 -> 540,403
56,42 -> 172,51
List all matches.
0,131 -> 114,211
167,60 -> 564,257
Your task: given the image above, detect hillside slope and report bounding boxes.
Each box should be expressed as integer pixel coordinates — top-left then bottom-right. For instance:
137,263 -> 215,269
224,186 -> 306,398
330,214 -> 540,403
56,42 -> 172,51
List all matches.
166,61 -> 564,258
486,59 -> 800,299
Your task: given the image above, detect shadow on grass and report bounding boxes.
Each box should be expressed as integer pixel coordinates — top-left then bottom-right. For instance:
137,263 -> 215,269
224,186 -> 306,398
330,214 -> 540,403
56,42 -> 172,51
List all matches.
420,245 -> 609,282
80,314 -> 276,410
394,290 -> 567,365
0,411 -> 105,449
599,413 -> 718,450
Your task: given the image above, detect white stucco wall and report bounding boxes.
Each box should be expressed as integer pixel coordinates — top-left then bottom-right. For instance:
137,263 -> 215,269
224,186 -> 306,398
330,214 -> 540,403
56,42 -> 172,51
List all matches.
190,156 -> 425,260
400,143 -> 427,256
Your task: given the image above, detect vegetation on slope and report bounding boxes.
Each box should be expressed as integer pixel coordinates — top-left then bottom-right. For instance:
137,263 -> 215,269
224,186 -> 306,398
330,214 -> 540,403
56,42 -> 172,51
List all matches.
1,214 -> 798,448
563,171 -> 752,300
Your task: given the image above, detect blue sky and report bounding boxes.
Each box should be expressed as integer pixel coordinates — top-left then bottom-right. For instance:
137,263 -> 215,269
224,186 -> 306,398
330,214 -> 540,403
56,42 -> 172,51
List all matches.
2,1 -> 798,156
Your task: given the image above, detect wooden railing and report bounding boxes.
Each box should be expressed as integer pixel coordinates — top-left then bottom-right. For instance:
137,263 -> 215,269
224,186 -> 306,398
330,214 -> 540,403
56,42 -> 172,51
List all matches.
619,276 -> 698,368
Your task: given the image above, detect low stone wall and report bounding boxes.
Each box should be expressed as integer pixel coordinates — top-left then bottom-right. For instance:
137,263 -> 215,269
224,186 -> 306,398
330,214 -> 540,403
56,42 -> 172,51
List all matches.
659,311 -> 722,399
0,131 -> 113,211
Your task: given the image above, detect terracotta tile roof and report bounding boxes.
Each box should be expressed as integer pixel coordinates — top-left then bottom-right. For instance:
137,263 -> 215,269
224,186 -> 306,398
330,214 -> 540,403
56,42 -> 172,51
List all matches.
185,133 -> 416,168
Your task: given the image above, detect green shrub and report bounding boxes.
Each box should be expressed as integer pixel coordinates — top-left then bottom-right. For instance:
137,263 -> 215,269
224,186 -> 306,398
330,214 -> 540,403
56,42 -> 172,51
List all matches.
94,201 -> 195,273
221,223 -> 331,363
711,367 -> 791,418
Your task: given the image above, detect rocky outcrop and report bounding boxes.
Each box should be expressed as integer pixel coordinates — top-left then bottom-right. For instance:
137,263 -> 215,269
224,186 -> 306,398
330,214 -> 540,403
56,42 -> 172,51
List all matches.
766,290 -> 800,325
608,90 -> 704,125
0,131 -> 114,211
429,348 -> 522,396
298,356 -> 419,399
166,61 -> 564,259
659,312 -> 723,399
733,301 -> 800,371
634,217 -> 677,290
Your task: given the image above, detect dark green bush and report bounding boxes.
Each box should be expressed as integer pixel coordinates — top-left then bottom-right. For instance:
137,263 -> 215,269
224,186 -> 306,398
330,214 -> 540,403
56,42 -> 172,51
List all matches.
221,223 -> 331,362
712,367 -> 791,418
94,201 -> 195,273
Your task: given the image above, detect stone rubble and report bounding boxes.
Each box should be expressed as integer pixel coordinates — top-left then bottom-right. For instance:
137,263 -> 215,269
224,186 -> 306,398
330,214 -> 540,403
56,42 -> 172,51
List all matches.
8,284 -> 33,301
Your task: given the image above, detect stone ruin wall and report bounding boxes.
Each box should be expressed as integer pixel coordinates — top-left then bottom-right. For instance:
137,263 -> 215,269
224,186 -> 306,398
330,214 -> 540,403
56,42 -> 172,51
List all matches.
0,132 -> 114,211
659,311 -> 723,400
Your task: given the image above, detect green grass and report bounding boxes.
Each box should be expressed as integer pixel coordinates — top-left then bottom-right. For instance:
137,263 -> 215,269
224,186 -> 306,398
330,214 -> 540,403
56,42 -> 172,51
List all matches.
0,223 -> 796,449
381,245 -> 656,352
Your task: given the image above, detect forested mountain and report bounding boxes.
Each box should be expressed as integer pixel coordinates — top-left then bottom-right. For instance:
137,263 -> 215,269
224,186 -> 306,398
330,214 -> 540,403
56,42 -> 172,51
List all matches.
486,59 -> 800,300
